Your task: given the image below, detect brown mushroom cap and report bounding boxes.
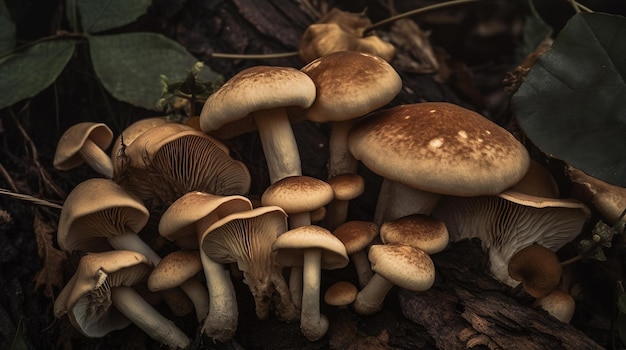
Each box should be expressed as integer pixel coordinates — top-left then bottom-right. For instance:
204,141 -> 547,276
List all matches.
508,243 -> 562,298
324,281 -> 358,307
380,214 -> 449,255
326,173 -> 366,201
368,244 -> 435,291
261,175 -> 334,214
147,250 -> 203,291
511,160 -> 560,198
349,102 -> 530,196
300,51 -> 402,124
272,225 -> 349,269
333,220 -> 379,254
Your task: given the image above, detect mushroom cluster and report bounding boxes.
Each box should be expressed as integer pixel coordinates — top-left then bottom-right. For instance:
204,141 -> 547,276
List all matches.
52,47 -> 592,347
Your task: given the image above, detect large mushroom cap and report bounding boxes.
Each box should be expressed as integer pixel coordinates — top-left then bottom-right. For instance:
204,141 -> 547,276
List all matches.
348,102 -> 530,196
199,65 -> 316,134
380,214 -> 449,255
300,51 -> 402,123
54,122 -> 113,170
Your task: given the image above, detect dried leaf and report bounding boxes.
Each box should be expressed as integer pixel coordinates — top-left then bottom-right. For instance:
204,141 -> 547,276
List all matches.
32,210 -> 67,298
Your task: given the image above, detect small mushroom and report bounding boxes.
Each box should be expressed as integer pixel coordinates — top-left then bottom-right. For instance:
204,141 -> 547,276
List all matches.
199,65 -> 316,184
533,289 -> 576,323
53,122 -> 114,178
147,250 -> 209,322
508,243 -> 562,298
333,220 -> 379,288
272,225 -> 349,341
324,281 -> 358,308
568,165 -> 626,225
53,250 -> 190,349
323,173 -> 366,231
353,244 -> 435,315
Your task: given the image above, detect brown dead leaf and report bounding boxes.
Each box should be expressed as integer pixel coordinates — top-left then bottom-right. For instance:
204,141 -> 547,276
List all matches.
33,210 -> 67,299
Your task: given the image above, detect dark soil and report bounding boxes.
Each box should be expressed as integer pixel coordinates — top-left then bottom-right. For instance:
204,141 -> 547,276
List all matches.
2,0 -> 626,349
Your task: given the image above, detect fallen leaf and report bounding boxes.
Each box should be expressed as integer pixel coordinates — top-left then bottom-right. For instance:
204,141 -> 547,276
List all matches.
32,210 -> 67,299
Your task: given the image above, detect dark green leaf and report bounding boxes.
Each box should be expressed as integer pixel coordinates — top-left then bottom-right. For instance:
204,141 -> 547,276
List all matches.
0,0 -> 16,54
77,0 -> 152,34
618,292 -> 626,314
512,13 -> 626,187
515,3 -> 552,63
89,33 -> 216,110
0,40 -> 75,109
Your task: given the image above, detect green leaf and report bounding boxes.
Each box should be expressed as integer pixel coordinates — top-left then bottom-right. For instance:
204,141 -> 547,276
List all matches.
77,0 -> 152,34
0,40 -> 76,109
515,2 -> 552,63
618,292 -> 626,314
0,0 -> 16,54
512,13 -> 626,187
89,33 -> 216,110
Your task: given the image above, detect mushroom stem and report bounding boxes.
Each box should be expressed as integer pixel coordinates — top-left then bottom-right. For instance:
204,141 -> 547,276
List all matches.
107,233 -> 162,265
373,179 -> 441,225
352,273 -> 394,315
179,279 -> 210,322
78,138 -> 114,178
323,198 -> 349,232
300,248 -> 328,341
270,266 -> 300,322
253,108 -> 302,184
199,251 -> 238,342
111,285 -> 190,349
351,250 -> 374,288
327,120 -> 358,178
289,266 -> 303,309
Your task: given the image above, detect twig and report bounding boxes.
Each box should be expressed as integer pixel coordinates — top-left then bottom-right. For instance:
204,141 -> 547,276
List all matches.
0,188 -> 63,209
0,162 -> 18,192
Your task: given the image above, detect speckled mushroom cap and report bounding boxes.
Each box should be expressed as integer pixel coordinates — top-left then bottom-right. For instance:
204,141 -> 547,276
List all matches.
348,102 -> 531,196
272,225 -> 349,269
199,66 -> 316,134
53,122 -> 113,171
147,250 -> 203,291
324,281 -> 358,307
300,51 -> 402,123
333,220 -> 379,254
261,176 -> 334,214
380,214 -> 449,255
368,244 -> 435,291
326,173 -> 366,201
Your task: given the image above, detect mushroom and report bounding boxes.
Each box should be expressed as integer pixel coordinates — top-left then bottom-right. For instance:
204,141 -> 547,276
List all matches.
200,206 -> 299,322
53,122 -> 114,178
432,189 -> 590,286
568,165 -> 626,225
110,116 -> 169,176
147,250 -> 209,322
272,225 -> 348,341
379,214 -> 449,255
298,8 -> 395,64
352,244 -> 435,315
510,159 -> 560,198
533,289 -> 576,323
53,250 -> 190,349
158,191 -> 253,342
261,175 -> 335,309
324,281 -> 358,308
508,243 -> 562,298
199,65 -> 316,184
333,220 -> 379,288
118,122 -> 251,211
323,173 -> 366,231
300,51 -> 402,178
348,102 -> 530,225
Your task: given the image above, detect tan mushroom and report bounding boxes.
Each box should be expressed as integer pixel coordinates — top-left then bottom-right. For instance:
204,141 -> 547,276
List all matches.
199,65 -> 316,184
568,165 -> 626,225
323,173 -> 366,231
158,191 -> 253,342
53,122 -> 114,178
333,220 -> 379,288
110,116 -> 169,176
324,281 -> 358,308
272,225 -> 349,341
53,250 -> 190,349
353,244 -> 435,315
533,289 -> 576,323
508,243 -> 562,298
200,206 -> 299,322
300,51 -> 402,178
348,102 -> 530,225
433,189 -> 590,286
